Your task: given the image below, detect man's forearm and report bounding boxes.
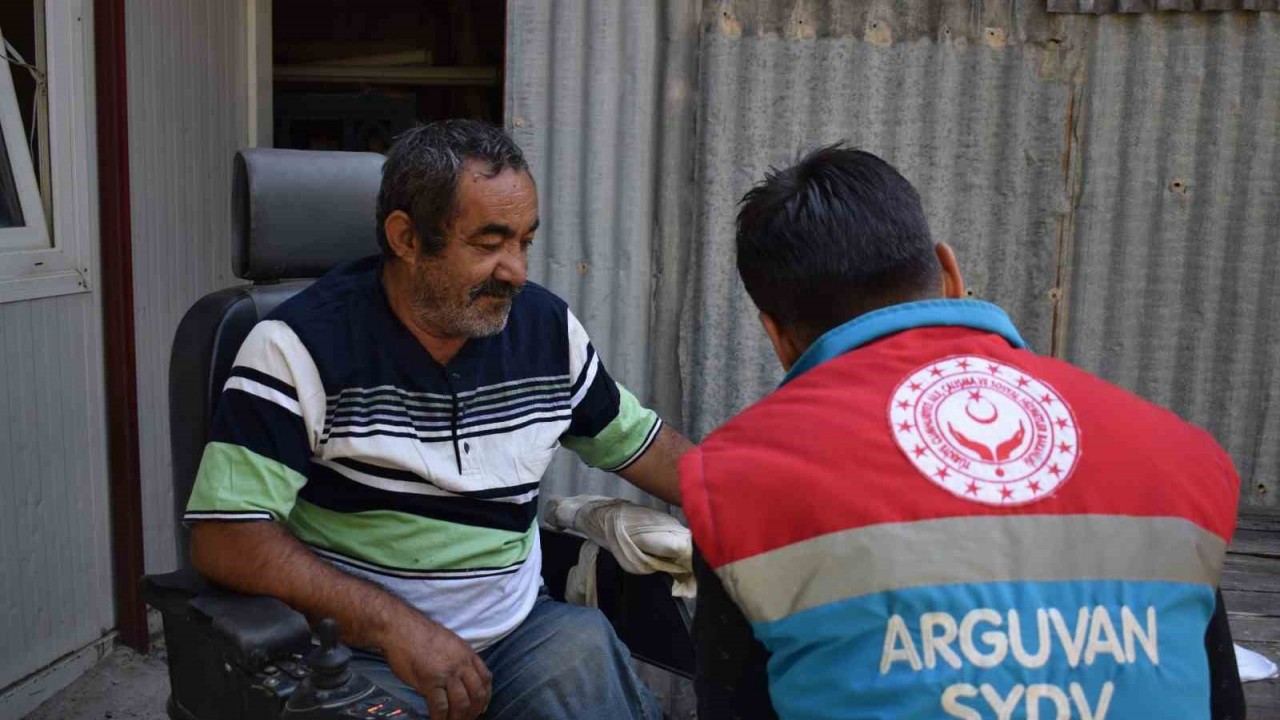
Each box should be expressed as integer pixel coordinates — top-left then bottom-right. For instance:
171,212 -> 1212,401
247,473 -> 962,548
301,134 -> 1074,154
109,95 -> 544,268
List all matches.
617,424 -> 693,505
190,521 -> 420,649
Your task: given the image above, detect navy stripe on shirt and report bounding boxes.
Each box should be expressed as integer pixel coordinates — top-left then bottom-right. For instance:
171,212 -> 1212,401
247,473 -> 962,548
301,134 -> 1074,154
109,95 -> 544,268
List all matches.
565,367 -> 621,439
322,410 -> 573,445
330,457 -> 540,500
228,365 -> 299,400
210,389 -> 311,477
298,461 -> 538,532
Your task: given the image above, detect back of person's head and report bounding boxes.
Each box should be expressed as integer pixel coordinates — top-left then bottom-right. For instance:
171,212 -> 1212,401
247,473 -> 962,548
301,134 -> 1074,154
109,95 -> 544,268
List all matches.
735,144 -> 940,343
377,119 -> 529,257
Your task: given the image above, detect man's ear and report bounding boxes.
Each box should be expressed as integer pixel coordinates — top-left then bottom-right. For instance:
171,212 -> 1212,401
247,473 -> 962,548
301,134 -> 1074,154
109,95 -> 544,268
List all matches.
383,211 -> 420,262
936,243 -> 967,300
760,312 -> 804,371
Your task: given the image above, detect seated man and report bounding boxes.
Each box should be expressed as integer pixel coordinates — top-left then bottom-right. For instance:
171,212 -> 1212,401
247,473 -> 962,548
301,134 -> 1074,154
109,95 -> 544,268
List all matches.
185,120 -> 690,720
680,146 -> 1246,719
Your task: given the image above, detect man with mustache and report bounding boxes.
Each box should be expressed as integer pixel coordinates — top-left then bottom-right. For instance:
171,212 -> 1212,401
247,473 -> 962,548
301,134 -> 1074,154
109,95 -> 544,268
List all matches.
184,120 -> 688,720
681,145 -> 1245,719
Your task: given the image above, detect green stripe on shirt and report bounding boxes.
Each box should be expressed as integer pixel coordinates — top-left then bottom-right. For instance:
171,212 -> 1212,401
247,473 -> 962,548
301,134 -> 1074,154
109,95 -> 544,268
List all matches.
286,499 -> 537,572
186,441 -> 308,521
561,383 -> 660,471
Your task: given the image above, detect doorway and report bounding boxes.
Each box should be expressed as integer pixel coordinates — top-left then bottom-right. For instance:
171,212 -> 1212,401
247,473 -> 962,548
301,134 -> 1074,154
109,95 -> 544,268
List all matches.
269,0 -> 505,153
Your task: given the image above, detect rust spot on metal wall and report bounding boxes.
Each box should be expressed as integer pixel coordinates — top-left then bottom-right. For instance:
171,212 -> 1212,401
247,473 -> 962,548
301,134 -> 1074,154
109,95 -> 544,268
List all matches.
984,27 -> 1009,48
865,19 -> 893,46
788,0 -> 818,40
702,0 -> 1067,43
714,2 -> 744,37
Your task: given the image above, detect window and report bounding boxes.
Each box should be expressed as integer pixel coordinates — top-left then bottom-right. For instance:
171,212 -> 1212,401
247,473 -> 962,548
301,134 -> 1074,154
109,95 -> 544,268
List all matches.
0,1 -> 93,304
0,24 -> 49,253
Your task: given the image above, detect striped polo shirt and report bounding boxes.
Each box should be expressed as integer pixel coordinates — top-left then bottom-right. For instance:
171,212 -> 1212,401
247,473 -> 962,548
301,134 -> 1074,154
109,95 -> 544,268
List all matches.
186,256 -> 661,649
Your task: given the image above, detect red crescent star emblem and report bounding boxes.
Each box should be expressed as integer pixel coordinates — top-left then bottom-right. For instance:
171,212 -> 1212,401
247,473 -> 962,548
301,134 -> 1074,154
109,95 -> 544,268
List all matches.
889,355 -> 1079,507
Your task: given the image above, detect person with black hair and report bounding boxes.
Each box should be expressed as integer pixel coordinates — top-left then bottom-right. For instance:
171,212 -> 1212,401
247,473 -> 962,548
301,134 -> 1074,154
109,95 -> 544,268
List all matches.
680,145 -> 1246,719
185,120 -> 688,720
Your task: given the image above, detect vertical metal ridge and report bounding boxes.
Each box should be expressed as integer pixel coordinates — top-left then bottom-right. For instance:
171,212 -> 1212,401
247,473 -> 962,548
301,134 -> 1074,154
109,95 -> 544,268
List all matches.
1066,12 -> 1280,508
508,0 -> 686,510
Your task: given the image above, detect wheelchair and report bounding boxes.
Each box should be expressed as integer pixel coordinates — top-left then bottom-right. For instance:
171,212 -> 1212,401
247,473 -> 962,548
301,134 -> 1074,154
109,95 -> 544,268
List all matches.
140,148 -> 694,720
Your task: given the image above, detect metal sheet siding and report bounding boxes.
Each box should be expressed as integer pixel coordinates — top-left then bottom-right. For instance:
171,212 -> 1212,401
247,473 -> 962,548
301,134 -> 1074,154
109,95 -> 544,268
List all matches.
508,1 -> 1277,509
507,0 -> 689,509
0,293 -> 114,691
1064,12 -> 1280,507
681,0 -> 1087,438
127,0 -> 248,572
1050,0 -> 1279,13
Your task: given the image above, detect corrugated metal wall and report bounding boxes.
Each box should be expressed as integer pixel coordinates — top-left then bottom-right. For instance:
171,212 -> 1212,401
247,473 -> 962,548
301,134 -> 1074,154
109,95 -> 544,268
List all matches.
127,0 -> 248,572
1050,0 -> 1279,13
508,0 -> 1280,509
1064,12 -> 1280,507
0,295 -> 115,692
507,0 -> 699,510
682,0 -> 1089,437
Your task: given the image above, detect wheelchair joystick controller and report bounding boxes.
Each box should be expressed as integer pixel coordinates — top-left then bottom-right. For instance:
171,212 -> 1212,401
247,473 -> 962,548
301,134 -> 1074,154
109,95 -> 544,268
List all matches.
281,619 -> 421,719
309,619 -> 353,689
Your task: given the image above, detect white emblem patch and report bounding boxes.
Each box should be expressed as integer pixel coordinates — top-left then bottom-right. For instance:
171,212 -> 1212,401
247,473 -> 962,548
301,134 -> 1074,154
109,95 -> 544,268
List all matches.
888,355 -> 1080,506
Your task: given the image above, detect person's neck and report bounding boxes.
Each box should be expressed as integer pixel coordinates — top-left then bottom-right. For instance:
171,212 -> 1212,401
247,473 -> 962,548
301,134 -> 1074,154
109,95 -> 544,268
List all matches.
381,262 -> 467,366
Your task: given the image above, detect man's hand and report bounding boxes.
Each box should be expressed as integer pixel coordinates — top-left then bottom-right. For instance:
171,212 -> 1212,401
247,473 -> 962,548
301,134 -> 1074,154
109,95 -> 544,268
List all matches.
190,521 -> 491,717
616,424 -> 694,505
380,612 -> 492,720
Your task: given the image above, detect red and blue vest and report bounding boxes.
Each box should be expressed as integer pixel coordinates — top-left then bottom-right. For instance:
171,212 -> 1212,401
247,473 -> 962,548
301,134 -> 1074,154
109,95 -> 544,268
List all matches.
680,300 -> 1239,719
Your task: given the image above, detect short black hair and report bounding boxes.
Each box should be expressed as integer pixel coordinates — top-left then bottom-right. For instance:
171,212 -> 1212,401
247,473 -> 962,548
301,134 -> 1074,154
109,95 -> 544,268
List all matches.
735,144 -> 939,340
376,119 -> 530,257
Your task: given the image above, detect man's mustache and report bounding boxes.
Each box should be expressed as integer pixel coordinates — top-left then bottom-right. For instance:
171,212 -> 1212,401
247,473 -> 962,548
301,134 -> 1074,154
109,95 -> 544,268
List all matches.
469,279 -> 524,301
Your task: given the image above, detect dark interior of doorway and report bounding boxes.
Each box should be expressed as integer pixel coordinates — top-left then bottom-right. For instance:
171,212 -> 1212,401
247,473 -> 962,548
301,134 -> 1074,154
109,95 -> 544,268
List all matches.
272,0 -> 505,154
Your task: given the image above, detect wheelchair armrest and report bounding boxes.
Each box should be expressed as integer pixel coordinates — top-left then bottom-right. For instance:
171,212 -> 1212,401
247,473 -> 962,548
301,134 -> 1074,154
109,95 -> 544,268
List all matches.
142,570 -> 313,672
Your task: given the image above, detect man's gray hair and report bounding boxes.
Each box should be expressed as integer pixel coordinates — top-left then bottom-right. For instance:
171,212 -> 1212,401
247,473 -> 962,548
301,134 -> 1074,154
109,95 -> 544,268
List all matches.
376,119 -> 529,256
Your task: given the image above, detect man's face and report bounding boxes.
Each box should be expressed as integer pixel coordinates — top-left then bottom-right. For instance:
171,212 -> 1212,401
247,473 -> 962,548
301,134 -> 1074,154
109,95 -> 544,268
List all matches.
409,162 -> 538,338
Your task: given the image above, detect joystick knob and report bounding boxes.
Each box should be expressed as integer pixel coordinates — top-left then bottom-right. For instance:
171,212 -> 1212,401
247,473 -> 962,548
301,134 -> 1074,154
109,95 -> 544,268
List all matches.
307,618 -> 352,690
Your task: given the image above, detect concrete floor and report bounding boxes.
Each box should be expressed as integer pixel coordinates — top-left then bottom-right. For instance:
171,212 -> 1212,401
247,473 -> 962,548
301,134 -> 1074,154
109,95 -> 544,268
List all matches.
19,641 -> 694,720
23,645 -> 170,720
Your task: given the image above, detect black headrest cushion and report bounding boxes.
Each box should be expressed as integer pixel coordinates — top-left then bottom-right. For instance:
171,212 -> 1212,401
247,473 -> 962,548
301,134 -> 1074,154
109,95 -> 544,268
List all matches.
232,148 -> 385,281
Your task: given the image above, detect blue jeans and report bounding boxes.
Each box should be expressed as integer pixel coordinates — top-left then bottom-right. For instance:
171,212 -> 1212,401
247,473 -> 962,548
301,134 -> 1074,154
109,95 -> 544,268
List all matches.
350,595 -> 662,720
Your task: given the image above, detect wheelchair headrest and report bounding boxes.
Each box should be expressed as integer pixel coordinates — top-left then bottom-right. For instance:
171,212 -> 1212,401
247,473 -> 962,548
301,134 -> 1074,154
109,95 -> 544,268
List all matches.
232,148 -> 385,281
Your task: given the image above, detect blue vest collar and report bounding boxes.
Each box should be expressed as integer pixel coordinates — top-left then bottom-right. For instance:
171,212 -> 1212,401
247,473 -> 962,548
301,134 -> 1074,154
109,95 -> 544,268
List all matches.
781,299 -> 1028,386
